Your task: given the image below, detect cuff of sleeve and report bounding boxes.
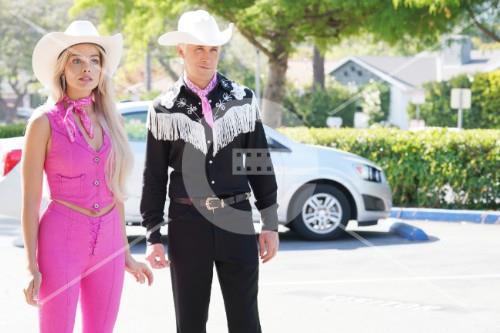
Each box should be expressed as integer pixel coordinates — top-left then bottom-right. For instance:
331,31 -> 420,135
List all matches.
146,229 -> 162,246
260,204 -> 279,231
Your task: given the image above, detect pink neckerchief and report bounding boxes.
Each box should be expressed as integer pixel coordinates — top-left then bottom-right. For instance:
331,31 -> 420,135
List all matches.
183,73 -> 218,128
59,94 -> 95,142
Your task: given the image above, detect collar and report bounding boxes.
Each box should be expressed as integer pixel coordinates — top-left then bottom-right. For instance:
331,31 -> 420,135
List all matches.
179,72 -> 233,93
159,72 -> 235,110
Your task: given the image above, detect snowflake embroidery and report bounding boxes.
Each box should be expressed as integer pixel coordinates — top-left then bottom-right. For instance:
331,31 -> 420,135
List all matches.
222,92 -> 231,101
186,104 -> 197,114
231,82 -> 247,100
215,100 -> 226,111
176,98 -> 187,108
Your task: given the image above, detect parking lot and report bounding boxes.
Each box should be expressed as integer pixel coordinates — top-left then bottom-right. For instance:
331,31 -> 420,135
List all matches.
1,217 -> 499,333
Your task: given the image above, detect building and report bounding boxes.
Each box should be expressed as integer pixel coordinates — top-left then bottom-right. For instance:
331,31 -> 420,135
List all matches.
328,36 -> 500,128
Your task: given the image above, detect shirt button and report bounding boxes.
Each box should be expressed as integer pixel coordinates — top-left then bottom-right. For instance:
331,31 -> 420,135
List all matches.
209,160 -> 213,164
208,99 -> 212,103
211,180 -> 215,184
93,203 -> 100,209
207,140 -> 211,144
94,156 -> 100,163
94,180 -> 100,186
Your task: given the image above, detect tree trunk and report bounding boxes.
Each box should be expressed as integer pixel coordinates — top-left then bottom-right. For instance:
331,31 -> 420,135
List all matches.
0,98 -> 7,122
312,45 -> 325,91
157,56 -> 180,81
262,53 -> 288,128
145,43 -> 152,92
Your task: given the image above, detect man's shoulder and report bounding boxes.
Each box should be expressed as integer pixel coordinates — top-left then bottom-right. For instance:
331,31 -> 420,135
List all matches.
150,77 -> 185,113
218,73 -> 254,101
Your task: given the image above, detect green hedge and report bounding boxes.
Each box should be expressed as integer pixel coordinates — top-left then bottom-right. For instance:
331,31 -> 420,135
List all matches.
0,123 -> 26,138
3,122 -> 497,209
278,127 -> 499,209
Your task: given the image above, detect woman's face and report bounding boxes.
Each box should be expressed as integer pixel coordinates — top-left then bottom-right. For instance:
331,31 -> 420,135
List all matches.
63,43 -> 102,98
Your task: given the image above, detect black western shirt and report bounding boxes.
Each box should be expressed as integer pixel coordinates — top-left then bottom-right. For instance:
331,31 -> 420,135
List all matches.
140,73 -> 279,245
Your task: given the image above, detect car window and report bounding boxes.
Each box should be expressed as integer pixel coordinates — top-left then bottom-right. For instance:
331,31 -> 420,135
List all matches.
123,110 -> 148,141
266,135 -> 291,152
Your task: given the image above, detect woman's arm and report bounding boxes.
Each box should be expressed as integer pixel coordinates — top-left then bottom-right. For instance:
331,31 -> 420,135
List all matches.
21,113 -> 50,305
117,200 -> 154,285
116,200 -> 131,258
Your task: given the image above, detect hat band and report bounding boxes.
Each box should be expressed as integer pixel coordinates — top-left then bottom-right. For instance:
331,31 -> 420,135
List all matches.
57,42 -> 106,59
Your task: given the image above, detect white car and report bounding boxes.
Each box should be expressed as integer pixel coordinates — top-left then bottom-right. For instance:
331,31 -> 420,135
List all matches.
0,101 -> 392,240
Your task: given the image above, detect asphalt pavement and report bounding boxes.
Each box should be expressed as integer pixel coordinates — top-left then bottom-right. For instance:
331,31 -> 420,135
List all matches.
1,217 -> 499,333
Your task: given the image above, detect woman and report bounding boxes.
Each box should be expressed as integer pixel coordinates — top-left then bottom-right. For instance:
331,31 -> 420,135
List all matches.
22,20 -> 153,333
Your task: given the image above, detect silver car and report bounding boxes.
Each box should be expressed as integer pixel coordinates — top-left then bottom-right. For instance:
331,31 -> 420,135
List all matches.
0,101 -> 392,240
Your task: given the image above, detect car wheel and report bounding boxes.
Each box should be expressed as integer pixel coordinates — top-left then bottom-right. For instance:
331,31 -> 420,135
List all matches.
290,184 -> 351,240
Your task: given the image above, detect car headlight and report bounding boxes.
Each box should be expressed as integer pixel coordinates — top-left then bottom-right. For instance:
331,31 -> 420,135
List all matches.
354,164 -> 383,183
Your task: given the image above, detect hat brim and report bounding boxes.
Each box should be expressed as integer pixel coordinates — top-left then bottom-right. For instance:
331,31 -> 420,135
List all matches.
158,24 -> 233,46
32,32 -> 123,91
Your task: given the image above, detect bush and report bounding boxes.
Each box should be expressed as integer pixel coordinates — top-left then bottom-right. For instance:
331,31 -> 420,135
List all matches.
283,81 -> 357,127
408,70 -> 500,129
361,81 -> 390,125
0,123 -> 26,138
278,127 -> 499,209
284,80 -> 390,128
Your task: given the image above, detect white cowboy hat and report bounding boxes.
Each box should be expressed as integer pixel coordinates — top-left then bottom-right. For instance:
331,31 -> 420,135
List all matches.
32,20 -> 123,91
158,10 -> 233,46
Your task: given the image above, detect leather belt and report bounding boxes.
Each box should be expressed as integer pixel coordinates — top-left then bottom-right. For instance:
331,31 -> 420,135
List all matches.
172,193 -> 252,212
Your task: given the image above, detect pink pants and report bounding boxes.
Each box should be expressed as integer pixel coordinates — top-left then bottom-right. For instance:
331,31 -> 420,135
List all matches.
37,201 -> 125,333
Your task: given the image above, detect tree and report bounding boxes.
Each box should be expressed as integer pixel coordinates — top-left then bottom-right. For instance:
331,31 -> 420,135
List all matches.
407,71 -> 500,129
72,0 -> 478,127
397,0 -> 500,42
0,0 -> 77,122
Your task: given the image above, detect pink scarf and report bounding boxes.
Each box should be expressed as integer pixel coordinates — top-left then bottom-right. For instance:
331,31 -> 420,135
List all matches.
184,73 -> 218,128
59,94 -> 94,142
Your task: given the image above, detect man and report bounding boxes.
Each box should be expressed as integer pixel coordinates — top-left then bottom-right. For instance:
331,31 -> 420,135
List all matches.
140,10 -> 279,333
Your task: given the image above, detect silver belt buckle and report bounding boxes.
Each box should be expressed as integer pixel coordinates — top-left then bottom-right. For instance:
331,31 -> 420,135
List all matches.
205,197 -> 224,212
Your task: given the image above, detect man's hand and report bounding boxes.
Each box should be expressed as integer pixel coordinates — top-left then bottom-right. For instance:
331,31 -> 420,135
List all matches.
259,230 -> 279,263
146,243 -> 170,269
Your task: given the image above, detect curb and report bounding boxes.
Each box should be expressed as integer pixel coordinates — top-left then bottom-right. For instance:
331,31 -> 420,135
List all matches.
389,222 -> 429,241
390,208 -> 500,224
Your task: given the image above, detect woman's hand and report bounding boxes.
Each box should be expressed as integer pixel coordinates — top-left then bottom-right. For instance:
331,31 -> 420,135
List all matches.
125,255 -> 154,286
23,269 -> 42,306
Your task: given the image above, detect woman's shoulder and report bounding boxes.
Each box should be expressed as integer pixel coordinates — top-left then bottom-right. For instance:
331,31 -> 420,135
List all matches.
25,106 -> 52,138
28,103 -> 64,132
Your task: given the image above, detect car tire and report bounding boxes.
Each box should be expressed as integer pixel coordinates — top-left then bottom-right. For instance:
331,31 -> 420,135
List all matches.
290,184 -> 351,240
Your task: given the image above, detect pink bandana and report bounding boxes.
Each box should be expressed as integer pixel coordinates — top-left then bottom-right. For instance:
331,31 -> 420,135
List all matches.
59,94 -> 94,142
184,73 -> 218,128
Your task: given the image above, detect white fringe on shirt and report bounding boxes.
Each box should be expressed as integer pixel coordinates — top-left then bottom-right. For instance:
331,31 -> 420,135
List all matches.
212,98 -> 259,156
147,97 -> 260,156
147,105 -> 208,154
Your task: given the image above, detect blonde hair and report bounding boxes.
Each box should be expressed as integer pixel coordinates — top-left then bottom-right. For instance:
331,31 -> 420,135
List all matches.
50,44 -> 133,202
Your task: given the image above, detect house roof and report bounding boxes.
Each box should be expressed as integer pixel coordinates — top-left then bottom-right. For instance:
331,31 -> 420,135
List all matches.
329,50 -> 500,88
356,55 -> 437,87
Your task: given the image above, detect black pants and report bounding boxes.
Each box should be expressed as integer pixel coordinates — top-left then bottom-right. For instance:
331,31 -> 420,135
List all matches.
167,202 -> 262,333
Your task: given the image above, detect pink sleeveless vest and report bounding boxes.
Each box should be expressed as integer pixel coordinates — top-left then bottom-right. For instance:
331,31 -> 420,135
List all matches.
44,105 -> 115,211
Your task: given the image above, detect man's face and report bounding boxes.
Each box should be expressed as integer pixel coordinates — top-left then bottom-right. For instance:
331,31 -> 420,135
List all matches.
178,44 -> 220,81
